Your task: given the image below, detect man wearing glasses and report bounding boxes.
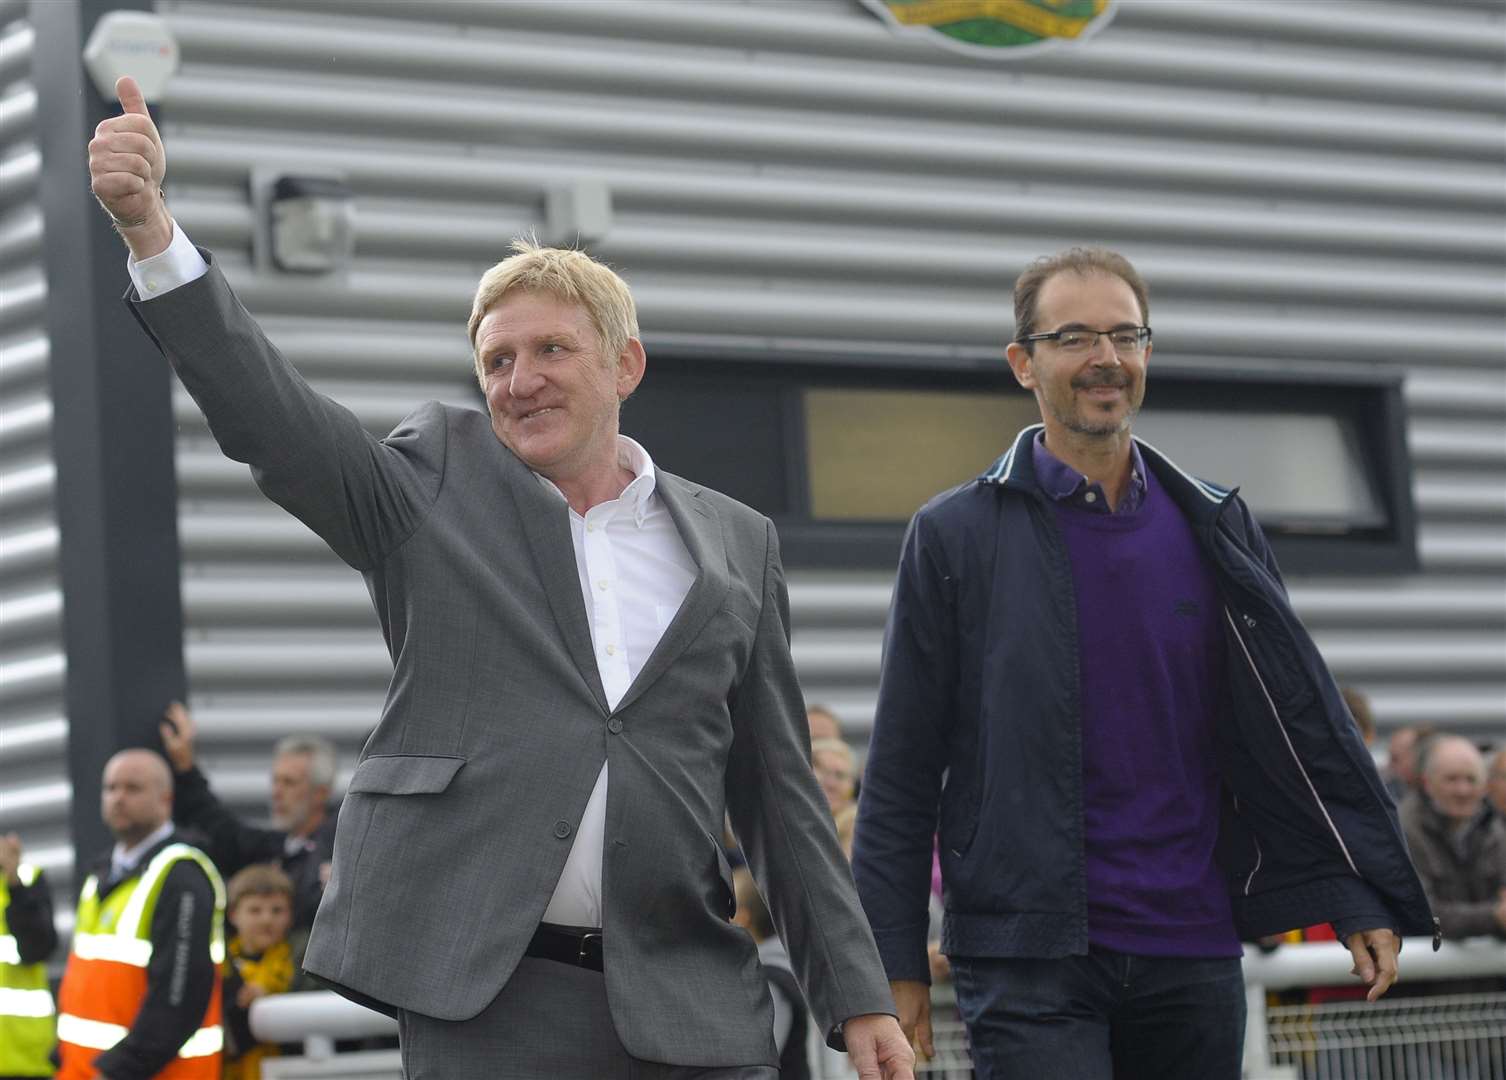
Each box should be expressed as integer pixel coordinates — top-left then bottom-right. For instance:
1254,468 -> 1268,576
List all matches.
852,248 -> 1437,1079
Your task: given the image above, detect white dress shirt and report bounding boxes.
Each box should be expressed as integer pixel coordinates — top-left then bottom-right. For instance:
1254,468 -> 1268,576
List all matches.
109,820 -> 175,882
125,220 -> 208,297
126,227 -> 700,927
534,439 -> 698,926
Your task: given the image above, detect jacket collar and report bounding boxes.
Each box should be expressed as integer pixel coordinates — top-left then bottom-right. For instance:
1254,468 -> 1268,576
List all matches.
980,423 -> 1236,529
96,828 -> 183,892
506,443 -> 728,717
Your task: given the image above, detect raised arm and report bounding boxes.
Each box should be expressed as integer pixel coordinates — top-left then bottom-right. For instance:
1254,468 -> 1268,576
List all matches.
86,79 -> 445,570
89,76 -> 172,261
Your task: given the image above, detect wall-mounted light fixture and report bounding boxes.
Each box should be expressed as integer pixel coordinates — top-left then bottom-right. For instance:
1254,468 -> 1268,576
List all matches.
250,168 -> 355,275
544,181 -> 613,248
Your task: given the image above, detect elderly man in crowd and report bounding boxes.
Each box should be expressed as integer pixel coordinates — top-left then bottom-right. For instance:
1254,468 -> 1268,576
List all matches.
160,702 -> 337,934
1400,735 -> 1506,941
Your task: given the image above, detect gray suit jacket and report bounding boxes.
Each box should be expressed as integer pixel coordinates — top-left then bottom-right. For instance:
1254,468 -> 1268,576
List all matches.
128,255 -> 894,1066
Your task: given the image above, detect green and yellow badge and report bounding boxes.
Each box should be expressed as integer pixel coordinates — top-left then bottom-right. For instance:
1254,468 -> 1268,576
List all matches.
862,0 -> 1118,58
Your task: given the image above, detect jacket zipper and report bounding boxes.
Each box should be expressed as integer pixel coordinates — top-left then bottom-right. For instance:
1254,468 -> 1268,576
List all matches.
1231,793 -> 1264,895
1224,608 -> 1359,878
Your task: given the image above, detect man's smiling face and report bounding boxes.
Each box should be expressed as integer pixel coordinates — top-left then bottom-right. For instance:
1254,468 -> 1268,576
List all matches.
1009,271 -> 1150,440
476,290 -> 643,484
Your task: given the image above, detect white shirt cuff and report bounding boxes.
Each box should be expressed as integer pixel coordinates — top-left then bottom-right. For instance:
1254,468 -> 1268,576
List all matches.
126,220 -> 208,299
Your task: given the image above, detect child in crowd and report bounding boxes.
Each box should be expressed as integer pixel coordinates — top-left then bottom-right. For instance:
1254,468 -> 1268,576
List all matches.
222,864 -> 298,1080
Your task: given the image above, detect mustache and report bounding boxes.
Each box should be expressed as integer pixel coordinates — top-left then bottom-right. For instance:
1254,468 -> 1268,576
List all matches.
1073,370 -> 1132,389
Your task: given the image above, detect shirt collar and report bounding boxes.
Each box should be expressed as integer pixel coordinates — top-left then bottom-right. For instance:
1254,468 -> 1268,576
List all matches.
111,820 -> 174,877
1031,431 -> 1147,514
533,435 -> 658,528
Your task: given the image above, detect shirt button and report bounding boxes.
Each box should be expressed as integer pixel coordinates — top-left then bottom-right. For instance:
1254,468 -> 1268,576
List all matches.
553,820 -> 572,839
1084,491 -> 1098,503
146,279 -> 160,293
586,523 -> 596,533
607,718 -> 623,734
605,644 -> 616,656
598,579 -> 609,591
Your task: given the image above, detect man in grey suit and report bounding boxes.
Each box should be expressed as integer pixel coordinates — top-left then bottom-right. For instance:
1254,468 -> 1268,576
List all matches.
90,77 -> 913,1079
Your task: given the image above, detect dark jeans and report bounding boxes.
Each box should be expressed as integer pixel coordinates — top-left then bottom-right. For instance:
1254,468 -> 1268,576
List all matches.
950,947 -> 1246,1080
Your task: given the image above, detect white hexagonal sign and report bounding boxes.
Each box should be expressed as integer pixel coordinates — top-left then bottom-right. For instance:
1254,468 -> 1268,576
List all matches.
83,12 -> 180,104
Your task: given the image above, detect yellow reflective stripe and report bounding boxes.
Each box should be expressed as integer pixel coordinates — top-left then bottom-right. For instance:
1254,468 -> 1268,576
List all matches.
0,985 -> 55,1018
177,1024 -> 223,1057
0,934 -> 18,965
16,863 -> 38,887
79,876 -> 98,903
72,931 -> 152,966
210,939 -> 226,964
57,1013 -> 220,1058
57,1012 -> 128,1050
118,844 -> 228,940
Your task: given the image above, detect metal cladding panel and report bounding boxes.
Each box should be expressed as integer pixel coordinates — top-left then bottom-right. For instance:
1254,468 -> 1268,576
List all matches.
0,1 -> 72,916
155,0 -> 1502,804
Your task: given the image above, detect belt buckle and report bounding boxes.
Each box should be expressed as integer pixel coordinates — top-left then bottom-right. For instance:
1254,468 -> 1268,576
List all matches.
578,931 -> 602,966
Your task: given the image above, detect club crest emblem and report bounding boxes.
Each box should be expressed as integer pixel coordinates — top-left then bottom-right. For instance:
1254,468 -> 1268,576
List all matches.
861,0 -> 1118,59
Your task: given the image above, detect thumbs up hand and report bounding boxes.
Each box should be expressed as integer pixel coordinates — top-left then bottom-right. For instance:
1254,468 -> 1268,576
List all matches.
88,75 -> 172,259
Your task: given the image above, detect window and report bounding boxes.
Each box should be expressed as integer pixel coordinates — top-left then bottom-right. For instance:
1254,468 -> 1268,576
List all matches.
619,353 -> 1416,574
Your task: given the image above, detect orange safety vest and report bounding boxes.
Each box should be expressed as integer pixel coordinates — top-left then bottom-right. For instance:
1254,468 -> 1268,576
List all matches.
56,842 -> 226,1080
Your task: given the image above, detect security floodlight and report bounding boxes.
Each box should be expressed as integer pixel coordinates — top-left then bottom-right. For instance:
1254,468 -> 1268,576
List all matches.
544,181 -> 613,247
250,169 -> 355,275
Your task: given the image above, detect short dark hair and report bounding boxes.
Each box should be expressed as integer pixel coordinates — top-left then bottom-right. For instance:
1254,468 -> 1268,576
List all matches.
1013,247 -> 1150,347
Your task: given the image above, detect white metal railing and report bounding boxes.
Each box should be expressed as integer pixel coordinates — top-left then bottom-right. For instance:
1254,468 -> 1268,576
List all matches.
1242,937 -> 1506,1080
249,937 -> 1505,1079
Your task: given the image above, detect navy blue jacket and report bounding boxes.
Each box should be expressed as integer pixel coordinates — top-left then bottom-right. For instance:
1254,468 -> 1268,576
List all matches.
852,424 -> 1438,983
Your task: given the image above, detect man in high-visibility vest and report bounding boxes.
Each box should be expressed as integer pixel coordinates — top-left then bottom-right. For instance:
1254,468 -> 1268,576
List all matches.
56,750 -> 225,1080
0,832 -> 58,1079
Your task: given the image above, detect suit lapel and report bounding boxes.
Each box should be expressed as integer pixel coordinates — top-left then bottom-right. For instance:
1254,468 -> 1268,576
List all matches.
613,471 -> 728,715
504,454 -> 610,714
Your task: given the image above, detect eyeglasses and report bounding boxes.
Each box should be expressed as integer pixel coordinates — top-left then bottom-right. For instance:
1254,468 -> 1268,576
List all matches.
1019,326 -> 1152,355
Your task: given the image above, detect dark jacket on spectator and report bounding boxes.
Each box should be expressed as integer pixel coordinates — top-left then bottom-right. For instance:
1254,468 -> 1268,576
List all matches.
1400,793 -> 1506,940
173,766 -> 336,931
853,426 -> 1439,983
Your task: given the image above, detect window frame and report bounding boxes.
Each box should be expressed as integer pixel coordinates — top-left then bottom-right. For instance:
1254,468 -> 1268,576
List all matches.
617,346 -> 1419,575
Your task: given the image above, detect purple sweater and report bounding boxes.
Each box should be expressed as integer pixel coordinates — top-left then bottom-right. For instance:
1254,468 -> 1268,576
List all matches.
1036,439 -> 1241,957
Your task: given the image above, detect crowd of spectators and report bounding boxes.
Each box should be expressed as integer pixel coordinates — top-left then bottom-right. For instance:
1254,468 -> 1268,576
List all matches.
1394,730 -> 1506,992
0,705 -> 345,1080
1263,690 -> 1506,1007
4,685 -> 1504,1075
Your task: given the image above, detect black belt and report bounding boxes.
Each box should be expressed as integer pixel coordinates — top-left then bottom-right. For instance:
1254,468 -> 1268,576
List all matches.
525,922 -> 604,972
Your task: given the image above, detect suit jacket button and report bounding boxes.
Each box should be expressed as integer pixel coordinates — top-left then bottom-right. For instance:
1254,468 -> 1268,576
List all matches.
607,718 -> 623,734
553,820 -> 572,839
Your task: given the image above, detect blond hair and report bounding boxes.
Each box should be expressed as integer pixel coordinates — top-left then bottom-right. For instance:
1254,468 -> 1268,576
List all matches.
811,737 -> 855,769
467,238 -> 638,388
227,863 -> 294,910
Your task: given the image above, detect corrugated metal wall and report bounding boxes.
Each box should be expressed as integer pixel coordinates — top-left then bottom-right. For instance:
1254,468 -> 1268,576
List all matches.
0,0 -> 72,908
140,0 -> 1505,821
